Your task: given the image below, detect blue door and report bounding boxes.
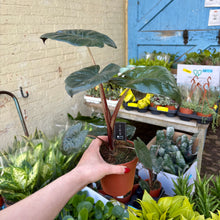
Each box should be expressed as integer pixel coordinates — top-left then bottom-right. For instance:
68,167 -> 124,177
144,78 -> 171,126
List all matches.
128,0 -> 220,61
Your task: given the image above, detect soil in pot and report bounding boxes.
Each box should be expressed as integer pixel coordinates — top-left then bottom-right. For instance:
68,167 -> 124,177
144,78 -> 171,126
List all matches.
100,140 -> 138,197
149,180 -> 162,198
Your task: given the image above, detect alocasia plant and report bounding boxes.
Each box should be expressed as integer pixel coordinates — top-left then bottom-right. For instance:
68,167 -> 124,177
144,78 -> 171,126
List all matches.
40,29 -> 181,152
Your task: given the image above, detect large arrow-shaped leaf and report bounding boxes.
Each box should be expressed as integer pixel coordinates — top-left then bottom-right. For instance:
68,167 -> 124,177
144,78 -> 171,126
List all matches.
111,66 -> 181,104
65,64 -> 120,97
40,29 -> 117,48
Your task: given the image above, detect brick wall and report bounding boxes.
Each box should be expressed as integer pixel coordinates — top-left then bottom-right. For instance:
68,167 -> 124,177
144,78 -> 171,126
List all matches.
0,0 -> 126,150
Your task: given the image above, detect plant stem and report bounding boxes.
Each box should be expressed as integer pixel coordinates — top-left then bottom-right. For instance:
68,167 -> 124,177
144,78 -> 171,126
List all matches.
86,47 -> 113,150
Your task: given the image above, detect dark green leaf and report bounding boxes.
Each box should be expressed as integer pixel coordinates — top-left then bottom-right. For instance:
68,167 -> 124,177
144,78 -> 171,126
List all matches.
111,66 -> 181,104
40,29 -> 117,48
62,123 -> 88,155
134,138 -> 152,170
111,205 -> 124,218
65,64 -> 120,97
77,201 -> 93,213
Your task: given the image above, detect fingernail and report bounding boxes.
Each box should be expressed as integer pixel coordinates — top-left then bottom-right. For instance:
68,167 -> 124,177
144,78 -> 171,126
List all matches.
124,167 -> 130,173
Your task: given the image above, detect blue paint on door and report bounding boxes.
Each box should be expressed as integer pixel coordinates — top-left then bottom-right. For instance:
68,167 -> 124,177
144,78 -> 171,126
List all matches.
128,0 -> 220,61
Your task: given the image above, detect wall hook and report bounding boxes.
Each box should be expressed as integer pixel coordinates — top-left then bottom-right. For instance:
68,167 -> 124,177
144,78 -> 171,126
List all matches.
20,87 -> 29,98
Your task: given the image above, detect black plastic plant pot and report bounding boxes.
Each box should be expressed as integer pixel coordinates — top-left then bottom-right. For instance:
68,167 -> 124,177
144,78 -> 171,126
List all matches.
149,106 -> 177,117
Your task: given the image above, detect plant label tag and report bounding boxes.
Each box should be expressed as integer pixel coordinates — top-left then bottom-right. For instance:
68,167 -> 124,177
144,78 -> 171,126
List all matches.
114,122 -> 126,141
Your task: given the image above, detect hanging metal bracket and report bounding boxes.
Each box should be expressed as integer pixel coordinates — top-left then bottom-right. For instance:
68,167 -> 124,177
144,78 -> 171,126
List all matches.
217,30 -> 220,44
0,91 -> 29,137
183,29 -> 188,45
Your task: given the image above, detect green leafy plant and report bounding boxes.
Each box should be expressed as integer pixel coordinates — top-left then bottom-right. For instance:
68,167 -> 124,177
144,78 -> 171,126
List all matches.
150,94 -> 179,108
184,49 -> 220,65
193,171 -> 219,218
67,112 -> 136,140
210,176 -> 220,211
56,190 -> 128,220
129,50 -> 177,70
40,29 -> 181,156
180,100 -> 196,110
0,129 -> 87,203
172,173 -> 194,203
128,190 -> 210,219
194,103 -> 219,132
134,138 -> 162,193
86,83 -> 123,100
172,171 -> 220,218
128,190 -> 220,219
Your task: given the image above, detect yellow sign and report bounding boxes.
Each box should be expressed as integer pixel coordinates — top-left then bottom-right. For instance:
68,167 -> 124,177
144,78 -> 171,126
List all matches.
183,68 -> 192,74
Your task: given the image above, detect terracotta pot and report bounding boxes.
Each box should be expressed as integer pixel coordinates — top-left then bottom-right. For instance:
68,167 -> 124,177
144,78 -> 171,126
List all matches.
196,112 -> 212,117
165,105 -> 177,111
150,103 -> 161,108
100,156 -> 138,197
145,179 -> 162,198
179,107 -> 193,114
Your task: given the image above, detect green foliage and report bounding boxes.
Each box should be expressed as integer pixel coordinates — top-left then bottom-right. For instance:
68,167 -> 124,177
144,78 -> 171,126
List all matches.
193,171 -> 219,218
0,128 -> 87,203
128,190 -> 204,219
41,29 -> 117,49
62,123 -> 89,155
129,50 -> 177,70
56,190 -> 128,220
194,103 -> 219,132
172,171 -> 220,218
134,138 -> 162,190
184,49 -> 220,65
150,94 -> 179,108
172,173 -> 194,203
86,83 -> 123,100
128,190 -> 220,220
67,112 -> 136,140
210,176 -> 220,211
180,100 -> 196,110
150,127 -> 198,175
41,29 -> 181,151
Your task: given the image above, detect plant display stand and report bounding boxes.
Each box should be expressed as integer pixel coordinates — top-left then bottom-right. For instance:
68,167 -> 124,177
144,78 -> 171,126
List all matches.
86,102 -> 209,173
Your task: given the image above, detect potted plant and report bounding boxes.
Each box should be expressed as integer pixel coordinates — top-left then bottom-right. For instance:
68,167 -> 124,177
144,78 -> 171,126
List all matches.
179,100 -> 195,114
194,103 -> 219,132
143,126 -> 199,196
134,138 -> 162,198
40,29 -> 181,198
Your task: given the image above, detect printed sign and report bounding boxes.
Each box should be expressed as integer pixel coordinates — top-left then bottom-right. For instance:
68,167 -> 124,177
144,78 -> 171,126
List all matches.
177,64 -> 220,88
205,0 -> 220,7
208,9 -> 220,26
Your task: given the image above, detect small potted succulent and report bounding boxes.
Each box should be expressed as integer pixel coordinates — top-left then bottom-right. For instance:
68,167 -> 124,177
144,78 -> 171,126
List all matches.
40,29 -> 181,198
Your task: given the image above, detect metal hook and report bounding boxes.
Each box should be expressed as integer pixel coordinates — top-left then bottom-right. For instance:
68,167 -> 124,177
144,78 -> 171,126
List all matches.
20,87 -> 29,98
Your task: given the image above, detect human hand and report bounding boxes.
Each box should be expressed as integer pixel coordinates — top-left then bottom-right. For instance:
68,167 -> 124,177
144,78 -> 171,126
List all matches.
74,136 -> 128,185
